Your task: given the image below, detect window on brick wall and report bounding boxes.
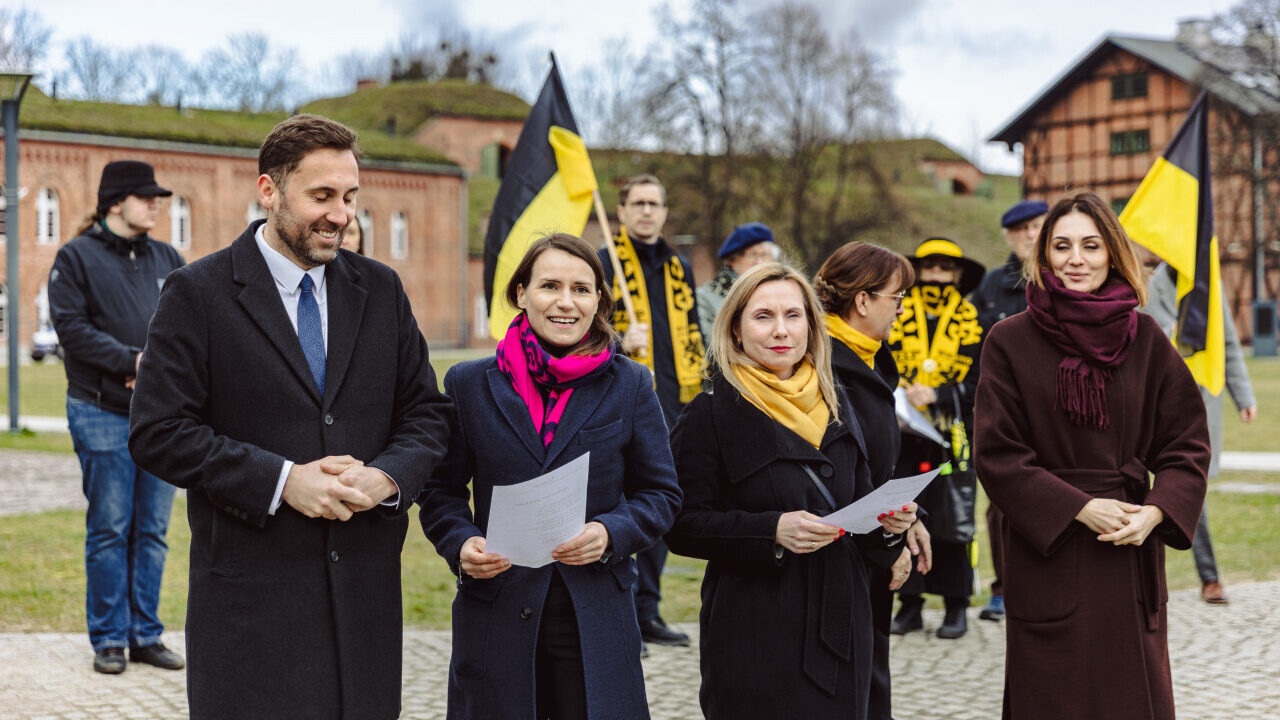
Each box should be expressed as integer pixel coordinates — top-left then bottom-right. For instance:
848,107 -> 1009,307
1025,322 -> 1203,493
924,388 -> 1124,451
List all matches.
390,211 -> 408,259
1112,72 -> 1148,100
1110,130 -> 1150,155
1111,197 -> 1131,215
36,187 -> 59,245
170,196 -> 192,251
358,208 -> 374,256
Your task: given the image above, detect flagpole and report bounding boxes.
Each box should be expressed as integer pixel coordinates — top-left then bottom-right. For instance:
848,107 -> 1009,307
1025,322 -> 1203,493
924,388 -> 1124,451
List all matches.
593,189 -> 645,357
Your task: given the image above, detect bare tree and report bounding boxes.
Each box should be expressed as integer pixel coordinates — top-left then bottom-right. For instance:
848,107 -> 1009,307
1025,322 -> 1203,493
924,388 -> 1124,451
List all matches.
0,7 -> 51,72
567,38 -> 649,150
127,45 -> 191,105
63,37 -> 131,102
200,33 -> 297,112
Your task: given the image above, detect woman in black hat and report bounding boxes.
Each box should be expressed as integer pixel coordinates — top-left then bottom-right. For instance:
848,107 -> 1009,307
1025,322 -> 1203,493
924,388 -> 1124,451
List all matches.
887,237 -> 985,640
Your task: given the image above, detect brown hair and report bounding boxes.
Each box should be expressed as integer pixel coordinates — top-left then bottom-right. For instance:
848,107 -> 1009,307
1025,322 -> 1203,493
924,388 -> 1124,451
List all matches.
259,114 -> 362,188
814,241 -> 915,318
618,173 -> 666,206
1026,190 -> 1147,305
504,233 -> 618,356
708,262 -> 841,423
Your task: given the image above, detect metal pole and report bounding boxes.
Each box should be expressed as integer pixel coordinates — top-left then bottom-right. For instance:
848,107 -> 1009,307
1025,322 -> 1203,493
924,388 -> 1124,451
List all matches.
4,98 -> 20,432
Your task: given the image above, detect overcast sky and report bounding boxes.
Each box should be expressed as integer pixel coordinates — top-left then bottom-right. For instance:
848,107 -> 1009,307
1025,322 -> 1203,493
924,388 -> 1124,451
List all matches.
30,0 -> 1231,175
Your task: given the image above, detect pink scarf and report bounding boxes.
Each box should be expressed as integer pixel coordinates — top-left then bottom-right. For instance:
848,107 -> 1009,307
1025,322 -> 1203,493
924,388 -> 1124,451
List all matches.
495,314 -> 613,446
1025,270 -> 1138,429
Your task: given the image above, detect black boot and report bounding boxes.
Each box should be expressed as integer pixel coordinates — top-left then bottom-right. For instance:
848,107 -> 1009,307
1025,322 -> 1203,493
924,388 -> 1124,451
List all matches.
937,597 -> 969,639
890,594 -> 924,635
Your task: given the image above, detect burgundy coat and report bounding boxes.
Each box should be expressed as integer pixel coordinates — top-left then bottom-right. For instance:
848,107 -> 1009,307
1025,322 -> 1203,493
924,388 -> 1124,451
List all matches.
974,312 -> 1208,720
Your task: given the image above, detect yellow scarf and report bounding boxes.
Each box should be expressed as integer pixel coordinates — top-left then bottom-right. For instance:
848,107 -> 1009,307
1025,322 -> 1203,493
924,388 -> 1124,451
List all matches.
825,313 -> 881,370
610,228 -> 705,403
733,360 -> 830,448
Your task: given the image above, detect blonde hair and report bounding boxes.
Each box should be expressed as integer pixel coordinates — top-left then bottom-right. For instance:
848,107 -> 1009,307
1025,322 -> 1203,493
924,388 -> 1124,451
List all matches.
1026,190 -> 1148,305
709,262 -> 841,423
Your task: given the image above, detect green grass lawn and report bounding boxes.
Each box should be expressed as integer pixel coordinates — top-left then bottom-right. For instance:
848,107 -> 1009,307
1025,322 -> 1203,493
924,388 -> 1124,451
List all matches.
0,360 -> 70,418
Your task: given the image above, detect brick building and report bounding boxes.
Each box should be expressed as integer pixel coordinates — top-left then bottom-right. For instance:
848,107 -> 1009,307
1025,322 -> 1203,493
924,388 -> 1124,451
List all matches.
990,20 -> 1280,341
1,79 -> 532,354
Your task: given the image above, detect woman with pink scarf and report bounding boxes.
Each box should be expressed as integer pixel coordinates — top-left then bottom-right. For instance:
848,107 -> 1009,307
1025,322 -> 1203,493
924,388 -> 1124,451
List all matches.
420,233 -> 681,720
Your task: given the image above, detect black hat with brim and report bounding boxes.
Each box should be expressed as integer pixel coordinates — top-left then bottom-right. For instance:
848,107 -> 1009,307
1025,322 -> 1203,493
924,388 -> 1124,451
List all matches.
97,160 -> 172,213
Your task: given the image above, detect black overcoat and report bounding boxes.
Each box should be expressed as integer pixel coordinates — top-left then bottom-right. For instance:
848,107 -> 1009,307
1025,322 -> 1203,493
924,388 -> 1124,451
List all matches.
419,354 -> 682,719
129,222 -> 451,720
666,374 -> 892,720
830,340 -> 902,720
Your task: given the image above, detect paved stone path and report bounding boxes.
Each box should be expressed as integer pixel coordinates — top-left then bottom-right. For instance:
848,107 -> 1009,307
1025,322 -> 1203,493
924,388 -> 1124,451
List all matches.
3,447 -> 1277,718
2,582 -> 1277,719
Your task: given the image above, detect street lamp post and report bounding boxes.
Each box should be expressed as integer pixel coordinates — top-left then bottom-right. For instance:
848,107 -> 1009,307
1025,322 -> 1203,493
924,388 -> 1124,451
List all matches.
2,71 -> 34,433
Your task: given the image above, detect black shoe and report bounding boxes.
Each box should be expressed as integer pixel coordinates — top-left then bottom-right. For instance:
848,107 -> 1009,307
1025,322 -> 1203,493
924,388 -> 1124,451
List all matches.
94,647 -> 126,674
640,641 -> 650,659
937,605 -> 968,639
639,616 -> 690,647
889,597 -> 924,635
129,643 -> 185,670
978,595 -> 1005,621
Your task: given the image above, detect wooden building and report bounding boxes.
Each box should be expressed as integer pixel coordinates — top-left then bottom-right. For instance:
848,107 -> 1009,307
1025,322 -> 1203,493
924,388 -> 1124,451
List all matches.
990,20 -> 1280,341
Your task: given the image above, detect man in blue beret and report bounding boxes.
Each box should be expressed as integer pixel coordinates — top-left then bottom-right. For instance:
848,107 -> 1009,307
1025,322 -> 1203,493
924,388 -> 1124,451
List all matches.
696,222 -> 778,338
969,198 -> 1046,624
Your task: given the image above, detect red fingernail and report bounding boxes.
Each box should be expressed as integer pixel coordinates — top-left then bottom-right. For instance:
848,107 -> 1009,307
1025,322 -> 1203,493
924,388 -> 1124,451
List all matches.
838,529 -> 845,537
903,505 -> 910,512
878,513 -> 886,520
888,510 -> 895,516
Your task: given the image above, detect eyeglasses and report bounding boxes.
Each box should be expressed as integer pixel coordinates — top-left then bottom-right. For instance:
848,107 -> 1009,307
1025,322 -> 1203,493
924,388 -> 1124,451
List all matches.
871,291 -> 906,309
625,200 -> 664,210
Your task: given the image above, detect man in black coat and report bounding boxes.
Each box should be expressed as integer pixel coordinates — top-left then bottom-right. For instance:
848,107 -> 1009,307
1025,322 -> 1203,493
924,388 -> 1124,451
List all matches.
49,160 -> 186,675
129,115 -> 451,720
969,199 -> 1046,622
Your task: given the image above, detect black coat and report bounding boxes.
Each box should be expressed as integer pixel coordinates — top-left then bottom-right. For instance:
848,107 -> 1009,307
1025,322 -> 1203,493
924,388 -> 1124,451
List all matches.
48,224 -> 185,416
666,375 -> 892,719
971,253 -> 1027,329
129,223 -> 452,720
829,340 -> 902,720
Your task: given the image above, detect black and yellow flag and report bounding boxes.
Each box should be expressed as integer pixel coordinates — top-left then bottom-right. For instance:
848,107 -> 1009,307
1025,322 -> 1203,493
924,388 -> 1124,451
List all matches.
483,54 -> 598,339
1120,91 -> 1224,393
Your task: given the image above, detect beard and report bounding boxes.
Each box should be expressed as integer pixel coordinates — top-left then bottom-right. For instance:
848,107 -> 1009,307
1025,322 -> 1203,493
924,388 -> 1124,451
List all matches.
271,199 -> 344,268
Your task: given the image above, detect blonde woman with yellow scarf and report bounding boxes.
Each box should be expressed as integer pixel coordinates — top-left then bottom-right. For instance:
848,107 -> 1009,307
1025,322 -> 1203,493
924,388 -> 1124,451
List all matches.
666,262 -> 916,720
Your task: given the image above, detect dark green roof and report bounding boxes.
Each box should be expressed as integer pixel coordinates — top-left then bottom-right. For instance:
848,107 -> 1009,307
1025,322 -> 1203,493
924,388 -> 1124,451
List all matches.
300,79 -> 530,137
13,85 -> 456,167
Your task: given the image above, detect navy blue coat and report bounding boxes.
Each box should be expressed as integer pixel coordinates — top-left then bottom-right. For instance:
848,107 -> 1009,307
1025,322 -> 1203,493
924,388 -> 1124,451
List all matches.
419,352 -> 682,720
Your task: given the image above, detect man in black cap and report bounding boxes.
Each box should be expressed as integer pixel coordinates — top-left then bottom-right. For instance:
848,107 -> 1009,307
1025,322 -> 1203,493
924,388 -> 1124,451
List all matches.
968,198 -> 1046,623
695,222 -> 778,338
49,160 -> 187,674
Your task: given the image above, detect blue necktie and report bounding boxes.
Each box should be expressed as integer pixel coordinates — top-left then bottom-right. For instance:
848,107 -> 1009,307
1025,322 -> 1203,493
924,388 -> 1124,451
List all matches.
297,274 -> 325,395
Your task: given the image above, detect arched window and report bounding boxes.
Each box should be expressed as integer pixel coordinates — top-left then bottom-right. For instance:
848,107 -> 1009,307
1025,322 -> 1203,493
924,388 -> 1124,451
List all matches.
36,187 -> 59,245
358,208 -> 374,256
170,196 -> 192,251
390,211 -> 408,260
246,201 -> 267,224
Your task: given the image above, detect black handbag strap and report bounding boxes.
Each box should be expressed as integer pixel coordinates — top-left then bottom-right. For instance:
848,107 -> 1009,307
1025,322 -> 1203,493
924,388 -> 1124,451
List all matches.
801,464 -> 838,511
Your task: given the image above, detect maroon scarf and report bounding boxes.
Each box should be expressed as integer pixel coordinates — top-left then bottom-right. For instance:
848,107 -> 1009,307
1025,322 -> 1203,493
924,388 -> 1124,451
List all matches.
1025,270 -> 1138,428
495,314 -> 613,446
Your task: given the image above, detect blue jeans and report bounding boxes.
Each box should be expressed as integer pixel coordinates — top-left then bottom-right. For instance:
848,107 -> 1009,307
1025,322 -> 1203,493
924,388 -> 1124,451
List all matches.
67,397 -> 175,652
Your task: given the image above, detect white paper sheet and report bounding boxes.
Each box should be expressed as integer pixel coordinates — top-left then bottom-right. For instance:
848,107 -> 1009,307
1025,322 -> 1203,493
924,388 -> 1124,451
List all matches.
894,387 -> 948,447
820,465 -> 945,534
484,452 -> 591,568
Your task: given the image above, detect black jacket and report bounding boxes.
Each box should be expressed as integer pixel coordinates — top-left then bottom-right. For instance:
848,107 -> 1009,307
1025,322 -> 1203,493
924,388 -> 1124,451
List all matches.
49,223 -> 185,416
971,252 -> 1028,329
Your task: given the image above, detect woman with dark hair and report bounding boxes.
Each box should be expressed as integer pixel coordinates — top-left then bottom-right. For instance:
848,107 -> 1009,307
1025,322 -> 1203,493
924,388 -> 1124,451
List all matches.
886,237 -> 986,640
341,214 -> 365,255
667,262 -> 916,720
974,191 -> 1209,719
814,241 -> 929,720
420,233 -> 681,719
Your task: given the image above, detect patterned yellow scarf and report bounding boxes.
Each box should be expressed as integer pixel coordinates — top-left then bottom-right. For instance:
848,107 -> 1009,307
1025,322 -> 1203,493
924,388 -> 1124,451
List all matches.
825,313 -> 881,370
888,284 -> 983,388
610,228 -> 705,403
733,361 -> 830,448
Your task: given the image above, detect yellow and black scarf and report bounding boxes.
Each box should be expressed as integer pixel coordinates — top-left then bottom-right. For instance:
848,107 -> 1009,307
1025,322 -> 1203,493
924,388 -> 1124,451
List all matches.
610,228 -> 705,403
888,283 -> 983,388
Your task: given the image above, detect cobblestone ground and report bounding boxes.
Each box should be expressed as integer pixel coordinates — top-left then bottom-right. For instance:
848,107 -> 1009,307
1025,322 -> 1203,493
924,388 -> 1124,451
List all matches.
2,581 -> 1277,719
0,450 -> 84,517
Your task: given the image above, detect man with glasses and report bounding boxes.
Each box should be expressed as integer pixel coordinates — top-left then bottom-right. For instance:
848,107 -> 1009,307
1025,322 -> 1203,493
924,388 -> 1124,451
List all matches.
696,222 -> 778,338
970,200 -> 1047,623
600,174 -> 704,650
49,160 -> 187,674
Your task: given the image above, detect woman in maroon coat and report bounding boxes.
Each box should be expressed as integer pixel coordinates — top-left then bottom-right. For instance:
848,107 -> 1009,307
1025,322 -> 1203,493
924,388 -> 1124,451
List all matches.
974,191 -> 1209,720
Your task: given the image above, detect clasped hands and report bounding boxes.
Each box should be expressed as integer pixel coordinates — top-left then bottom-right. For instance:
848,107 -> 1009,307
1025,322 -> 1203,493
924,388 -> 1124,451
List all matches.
1075,497 -> 1165,546
459,521 -> 611,580
281,455 -> 396,521
776,502 -> 919,555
